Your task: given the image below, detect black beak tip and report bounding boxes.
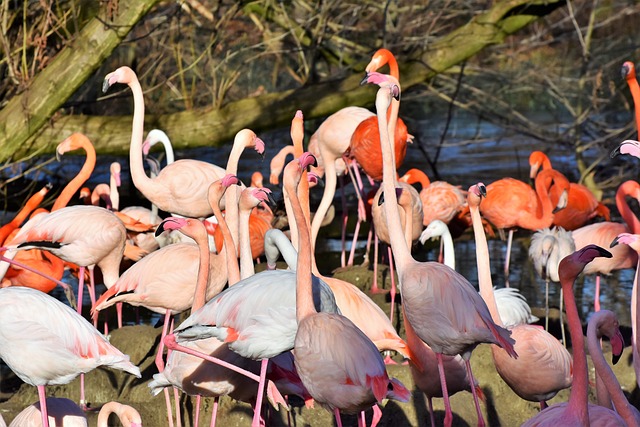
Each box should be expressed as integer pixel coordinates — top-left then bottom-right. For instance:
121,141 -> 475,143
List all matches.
610,147 -> 620,158
612,352 -> 622,365
360,72 -> 370,86
102,79 -> 111,94
610,237 -> 619,248
377,193 -> 385,206
154,223 -> 166,237
479,184 -> 487,197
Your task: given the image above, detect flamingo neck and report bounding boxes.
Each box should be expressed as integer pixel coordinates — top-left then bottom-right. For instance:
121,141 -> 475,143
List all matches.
633,259 -> 639,380
310,144 -> 337,254
292,113 -> 312,252
212,202 -> 240,286
440,227 -> 455,271
192,227 -> 211,312
110,173 -> 120,212
406,169 -> 431,190
626,74 -> 640,139
379,92 -> 412,272
560,270 -> 589,424
238,208 -> 254,279
587,314 -> 637,425
224,136 -> 251,248
52,142 -> 96,211
469,200 -> 502,325
616,183 -> 640,234
0,187 -> 48,245
127,76 -> 155,201
162,138 -> 175,164
286,173 -> 315,323
521,171 -> 555,230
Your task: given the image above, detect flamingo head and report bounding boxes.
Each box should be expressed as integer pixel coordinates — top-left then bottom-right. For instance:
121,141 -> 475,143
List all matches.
250,187 -> 276,208
559,245 -> 612,283
155,217 -> 206,241
251,171 -> 264,188
221,173 -> 241,188
307,171 -> 324,188
110,162 -> 122,187
362,72 -> 401,101
102,66 -> 136,93
365,48 -> 393,73
610,232 -> 640,250
528,151 -> 547,179
377,187 -> 404,206
299,152 -> 318,170
621,61 -> 636,81
143,129 -> 170,156
467,182 -> 486,208
56,133 -> 91,160
610,139 -> 640,159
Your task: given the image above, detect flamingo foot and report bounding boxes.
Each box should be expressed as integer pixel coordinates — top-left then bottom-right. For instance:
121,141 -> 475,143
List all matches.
370,286 -> 390,295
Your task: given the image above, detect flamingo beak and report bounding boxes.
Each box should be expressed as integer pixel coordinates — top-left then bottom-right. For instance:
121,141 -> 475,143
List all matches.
478,183 -> 487,197
360,72 -> 371,86
155,217 -> 186,237
611,329 -> 625,365
102,76 -> 113,93
610,236 -> 620,248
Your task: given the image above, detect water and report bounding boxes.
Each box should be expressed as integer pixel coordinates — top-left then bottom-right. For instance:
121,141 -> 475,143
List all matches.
5,110 -> 637,332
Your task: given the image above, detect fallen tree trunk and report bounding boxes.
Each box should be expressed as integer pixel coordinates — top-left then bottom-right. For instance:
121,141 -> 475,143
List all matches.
1,0 -> 563,161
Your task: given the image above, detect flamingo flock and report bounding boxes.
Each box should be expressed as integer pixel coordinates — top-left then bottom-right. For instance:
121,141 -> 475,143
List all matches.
0,53 -> 639,427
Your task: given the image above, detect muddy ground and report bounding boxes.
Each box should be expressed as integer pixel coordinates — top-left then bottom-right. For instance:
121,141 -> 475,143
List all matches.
0,264 -> 638,426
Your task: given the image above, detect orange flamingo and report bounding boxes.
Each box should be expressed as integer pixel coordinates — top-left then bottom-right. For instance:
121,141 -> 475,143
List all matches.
0,183 -> 51,246
469,183 -> 572,410
347,48 -> 411,182
529,151 -> 610,230
479,169 -> 570,286
622,61 -> 640,137
521,245 -> 624,426
369,72 -> 515,427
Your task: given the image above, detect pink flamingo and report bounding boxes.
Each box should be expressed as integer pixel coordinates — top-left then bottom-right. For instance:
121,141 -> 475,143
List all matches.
287,153 -> 410,427
586,309 -> 640,425
521,245 -> 624,426
8,399 -> 142,427
102,66 -> 263,218
609,232 -> 640,390
368,72 -> 516,427
469,183 -> 572,410
529,151 -> 610,230
0,287 -> 141,427
571,180 -> 640,311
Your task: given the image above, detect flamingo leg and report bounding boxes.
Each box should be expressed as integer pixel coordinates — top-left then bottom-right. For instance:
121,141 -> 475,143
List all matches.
371,404 -> 383,427
155,310 -> 172,371
504,229 -> 514,288
539,400 -> 547,410
173,387 -> 182,427
209,396 -> 218,427
163,389 -> 175,427
436,353 -> 453,427
347,217 -> 362,267
193,393 -> 200,427
464,359 -> 485,427
334,408 -> 343,427
252,359 -> 269,427
116,302 -> 124,329
387,246 -> 397,324
37,385 -> 50,427
371,234 -> 388,294
362,226 -> 373,268
358,410 -> 366,427
77,266 -> 85,315
427,397 -> 436,427
545,278 -> 549,331
559,287 -> 566,347
340,174 -> 349,268
594,274 -> 601,312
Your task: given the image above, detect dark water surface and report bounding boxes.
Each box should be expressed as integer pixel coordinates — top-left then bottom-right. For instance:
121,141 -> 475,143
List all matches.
3,110 -> 635,332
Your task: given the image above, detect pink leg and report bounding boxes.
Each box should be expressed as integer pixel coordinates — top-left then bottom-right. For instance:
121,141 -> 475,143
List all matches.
334,408 -> 343,427
539,400 -> 547,410
358,410 -> 366,427
594,275 -> 601,312
504,230 -> 514,287
77,266 -> 85,315
384,352 -> 398,365
436,353 -> 453,427
163,388 -> 175,427
209,396 -> 218,427
340,174 -> 349,268
116,302 -> 124,329
347,217 -> 362,267
252,359 -> 269,427
194,394 -> 201,427
362,226 -> 373,267
156,310 -> 173,371
387,246 -> 396,324
464,359 -> 485,427
37,385 -> 50,427
427,397 -> 436,427
371,404 -> 383,427
371,234 -> 387,294
173,387 -> 181,427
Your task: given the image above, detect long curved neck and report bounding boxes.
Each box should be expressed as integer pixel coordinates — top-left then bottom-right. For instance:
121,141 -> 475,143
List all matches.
310,144 -> 337,252
287,173 -> 315,322
110,173 -> 120,212
265,229 -> 298,270
127,75 -> 159,203
469,199 -> 502,325
97,402 -> 141,427
521,171 -> 555,229
560,271 -> 589,424
379,92 -> 412,272
616,182 -> 640,234
441,227 -> 455,270
224,138 -> 249,249
404,169 -> 430,190
0,186 -> 48,245
211,201 -> 240,285
192,227 -> 211,311
238,206 -> 254,279
162,139 -> 175,164
587,316 -> 637,425
52,142 -> 96,211
634,259 -> 640,384
627,73 -> 640,139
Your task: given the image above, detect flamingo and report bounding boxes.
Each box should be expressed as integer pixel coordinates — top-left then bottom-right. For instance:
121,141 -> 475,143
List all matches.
286,153 -> 410,427
529,226 -> 575,342
521,245 -> 624,426
143,128 -> 175,165
622,60 -> 640,137
7,399 -> 142,427
102,66 -> 263,218
237,187 -> 274,279
0,183 -> 51,246
479,168 -> 570,286
469,183 -> 573,410
609,232 -> 640,390
571,180 -> 640,311
420,219 -> 538,328
586,309 -> 640,425
0,287 -> 141,427
367,72 -> 516,427
529,151 -> 610,230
